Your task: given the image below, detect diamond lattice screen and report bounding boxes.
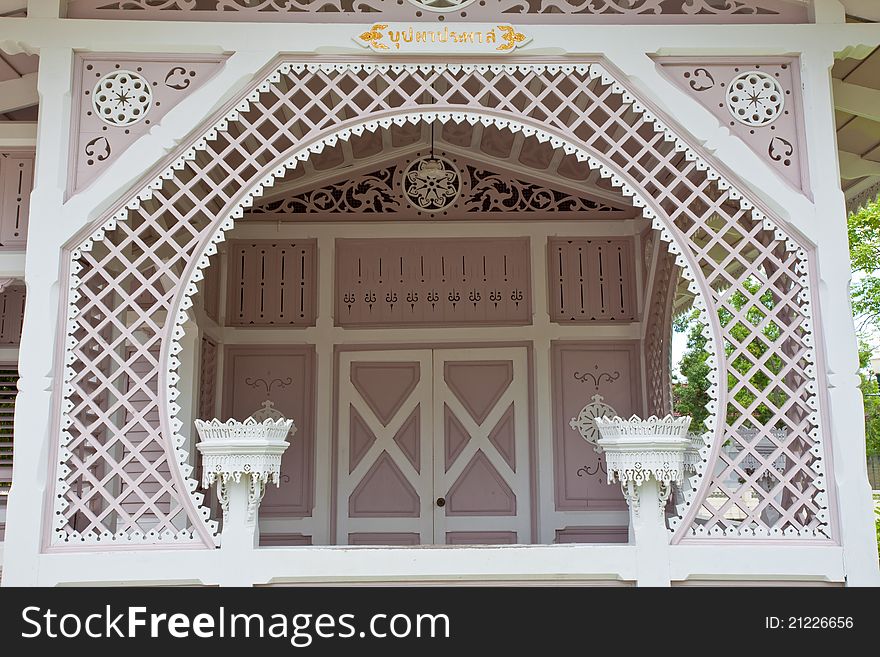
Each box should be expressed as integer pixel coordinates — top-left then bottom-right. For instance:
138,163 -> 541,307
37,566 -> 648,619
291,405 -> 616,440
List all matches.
54,62 -> 827,546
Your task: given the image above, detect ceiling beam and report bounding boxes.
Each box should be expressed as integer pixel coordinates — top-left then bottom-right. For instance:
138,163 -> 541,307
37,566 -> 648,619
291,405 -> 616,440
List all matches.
0,0 -> 27,14
839,150 -> 880,179
833,78 -> 880,122
842,0 -> 880,22
0,72 -> 37,113
0,121 -> 36,147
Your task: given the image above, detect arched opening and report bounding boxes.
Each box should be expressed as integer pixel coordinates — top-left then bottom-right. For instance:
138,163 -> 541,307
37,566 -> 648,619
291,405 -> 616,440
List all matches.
52,61 -> 826,548
178,120 -> 706,546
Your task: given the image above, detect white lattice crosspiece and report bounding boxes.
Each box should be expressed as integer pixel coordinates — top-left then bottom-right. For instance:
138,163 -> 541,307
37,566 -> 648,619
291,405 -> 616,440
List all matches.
594,415 -> 699,514
195,412 -> 295,547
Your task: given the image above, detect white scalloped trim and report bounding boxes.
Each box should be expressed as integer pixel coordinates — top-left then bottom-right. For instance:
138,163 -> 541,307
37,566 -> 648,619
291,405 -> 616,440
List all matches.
55,60 -> 826,545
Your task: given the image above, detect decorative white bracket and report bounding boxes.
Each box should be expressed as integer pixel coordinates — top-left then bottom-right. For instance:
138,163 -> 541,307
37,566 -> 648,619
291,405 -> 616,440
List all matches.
195,408 -> 295,549
593,415 -> 697,514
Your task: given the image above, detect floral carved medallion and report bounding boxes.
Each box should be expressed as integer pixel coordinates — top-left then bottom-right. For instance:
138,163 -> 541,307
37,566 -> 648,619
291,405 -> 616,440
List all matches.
92,70 -> 153,126
402,155 -> 462,212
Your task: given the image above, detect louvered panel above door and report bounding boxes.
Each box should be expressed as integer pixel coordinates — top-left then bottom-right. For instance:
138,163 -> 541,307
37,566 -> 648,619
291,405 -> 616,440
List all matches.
225,239 -> 317,327
548,237 -> 637,323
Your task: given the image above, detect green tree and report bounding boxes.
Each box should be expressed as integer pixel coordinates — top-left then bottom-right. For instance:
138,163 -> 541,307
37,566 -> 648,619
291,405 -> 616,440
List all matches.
848,197 -> 880,332
858,343 -> 880,456
672,277 -> 785,431
672,312 -> 711,430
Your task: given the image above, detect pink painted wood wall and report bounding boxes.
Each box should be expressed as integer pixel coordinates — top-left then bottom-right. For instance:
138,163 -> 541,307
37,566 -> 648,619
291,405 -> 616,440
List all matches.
551,341 -> 643,512
222,345 -> 316,518
335,238 -> 531,328
0,285 -> 25,346
554,526 -> 629,544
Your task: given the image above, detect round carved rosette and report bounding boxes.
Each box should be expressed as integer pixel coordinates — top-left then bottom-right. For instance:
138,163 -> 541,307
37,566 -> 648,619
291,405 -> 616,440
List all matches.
402,155 -> 462,212
725,70 -> 785,127
92,70 -> 154,127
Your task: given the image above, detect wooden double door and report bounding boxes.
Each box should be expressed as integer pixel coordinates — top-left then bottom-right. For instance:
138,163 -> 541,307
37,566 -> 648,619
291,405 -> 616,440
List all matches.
336,347 -> 531,545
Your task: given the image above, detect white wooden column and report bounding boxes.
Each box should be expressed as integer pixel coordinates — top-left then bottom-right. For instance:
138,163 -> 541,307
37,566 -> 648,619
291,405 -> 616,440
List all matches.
800,46 -> 880,586
1,48 -> 74,587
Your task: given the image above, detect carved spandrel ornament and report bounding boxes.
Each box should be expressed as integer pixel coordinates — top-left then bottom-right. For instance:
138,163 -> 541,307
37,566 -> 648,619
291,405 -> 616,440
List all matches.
71,54 -> 226,195
657,58 -> 805,192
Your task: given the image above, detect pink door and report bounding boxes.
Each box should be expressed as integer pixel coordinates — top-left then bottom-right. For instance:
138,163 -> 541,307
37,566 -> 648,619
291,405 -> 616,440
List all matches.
336,347 -> 531,545
433,348 -> 531,545
336,350 -> 434,545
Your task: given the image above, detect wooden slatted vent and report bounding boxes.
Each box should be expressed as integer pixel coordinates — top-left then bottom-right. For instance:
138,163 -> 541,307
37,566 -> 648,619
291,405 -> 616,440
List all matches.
0,152 -> 34,248
0,366 -> 19,518
226,240 -> 317,327
549,237 -> 637,323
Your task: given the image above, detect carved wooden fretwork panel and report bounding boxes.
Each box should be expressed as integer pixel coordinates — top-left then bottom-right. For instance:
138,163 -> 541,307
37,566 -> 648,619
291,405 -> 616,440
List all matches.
54,62 -> 825,547
0,151 -> 34,248
644,248 -> 677,418
69,54 -> 226,195
198,335 -> 218,421
658,58 -> 807,192
249,155 -> 632,221
225,240 -> 317,327
66,0 -> 809,24
335,237 -> 531,327
548,237 -> 637,324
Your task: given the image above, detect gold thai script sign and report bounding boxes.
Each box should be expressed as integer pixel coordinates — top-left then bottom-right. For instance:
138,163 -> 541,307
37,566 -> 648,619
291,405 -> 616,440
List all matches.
356,24 -> 530,53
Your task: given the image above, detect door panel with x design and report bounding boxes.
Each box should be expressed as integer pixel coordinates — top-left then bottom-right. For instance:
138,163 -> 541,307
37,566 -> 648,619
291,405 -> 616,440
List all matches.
337,350 -> 434,545
433,348 -> 531,544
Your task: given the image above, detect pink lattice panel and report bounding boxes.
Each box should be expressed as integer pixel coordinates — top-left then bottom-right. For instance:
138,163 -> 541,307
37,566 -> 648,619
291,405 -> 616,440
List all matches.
548,237 -> 637,324
335,237 -> 531,327
0,151 -> 34,248
54,61 -> 827,546
65,0 -> 810,24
